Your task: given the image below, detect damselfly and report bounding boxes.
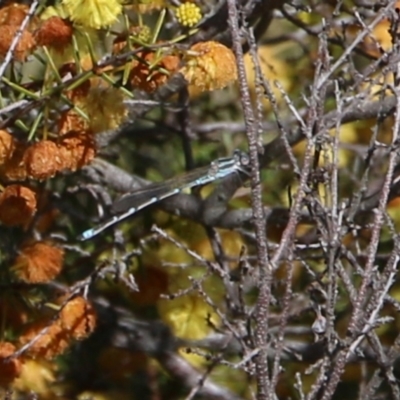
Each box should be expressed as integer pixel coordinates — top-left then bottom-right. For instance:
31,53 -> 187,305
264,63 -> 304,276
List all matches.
78,150 -> 250,241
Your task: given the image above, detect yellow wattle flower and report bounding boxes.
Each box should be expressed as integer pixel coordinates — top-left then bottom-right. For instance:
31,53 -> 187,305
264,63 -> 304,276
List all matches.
62,0 -> 122,29
175,2 -> 202,28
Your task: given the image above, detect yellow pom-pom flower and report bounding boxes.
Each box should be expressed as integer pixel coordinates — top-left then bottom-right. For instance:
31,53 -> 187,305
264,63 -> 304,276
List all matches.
62,0 -> 122,29
74,78 -> 128,133
175,2 -> 202,28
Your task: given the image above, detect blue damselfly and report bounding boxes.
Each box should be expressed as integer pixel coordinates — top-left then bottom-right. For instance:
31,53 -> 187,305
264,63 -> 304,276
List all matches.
79,150 -> 249,241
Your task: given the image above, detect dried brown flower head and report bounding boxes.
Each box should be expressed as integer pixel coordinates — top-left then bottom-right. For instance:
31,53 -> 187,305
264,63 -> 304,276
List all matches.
58,130 -> 96,171
0,24 -> 35,61
0,3 -> 29,26
18,319 -> 70,359
0,142 -> 27,182
13,241 -> 64,283
35,16 -> 73,52
0,184 -> 37,227
24,140 -> 62,180
129,51 -> 180,92
0,129 -> 16,164
180,41 -> 237,92
58,111 -> 87,136
0,341 -> 22,386
59,296 -> 97,339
